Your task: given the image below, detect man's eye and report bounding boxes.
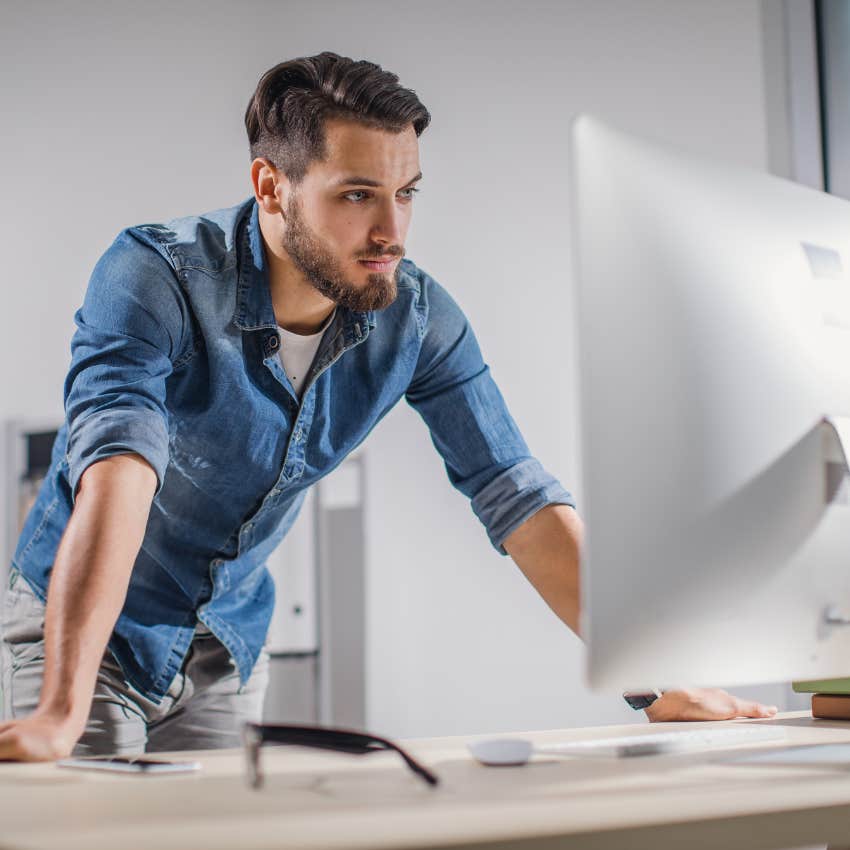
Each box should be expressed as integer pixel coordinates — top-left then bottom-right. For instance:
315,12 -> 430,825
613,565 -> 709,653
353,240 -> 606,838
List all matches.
398,187 -> 420,200
343,191 -> 370,202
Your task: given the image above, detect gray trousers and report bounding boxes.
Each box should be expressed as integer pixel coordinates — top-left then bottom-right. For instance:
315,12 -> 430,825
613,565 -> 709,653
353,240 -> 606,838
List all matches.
0,568 -> 269,756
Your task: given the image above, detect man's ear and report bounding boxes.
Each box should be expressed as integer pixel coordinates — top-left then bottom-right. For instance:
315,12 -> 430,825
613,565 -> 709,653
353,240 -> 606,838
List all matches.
250,158 -> 291,216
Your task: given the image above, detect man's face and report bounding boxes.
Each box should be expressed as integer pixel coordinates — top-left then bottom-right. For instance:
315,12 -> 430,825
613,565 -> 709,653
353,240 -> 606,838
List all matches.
281,119 -> 421,312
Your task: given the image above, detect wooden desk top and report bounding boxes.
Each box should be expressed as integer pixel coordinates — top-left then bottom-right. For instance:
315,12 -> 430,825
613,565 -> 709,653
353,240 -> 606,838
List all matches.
3,712 -> 850,850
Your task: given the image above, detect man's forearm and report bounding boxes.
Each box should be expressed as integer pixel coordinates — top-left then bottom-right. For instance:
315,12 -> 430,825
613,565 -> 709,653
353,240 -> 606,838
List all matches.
37,454 -> 157,735
502,504 -> 583,635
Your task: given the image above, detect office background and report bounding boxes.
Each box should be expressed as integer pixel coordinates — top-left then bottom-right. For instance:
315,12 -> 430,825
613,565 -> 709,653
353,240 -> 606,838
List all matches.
0,0 -> 809,737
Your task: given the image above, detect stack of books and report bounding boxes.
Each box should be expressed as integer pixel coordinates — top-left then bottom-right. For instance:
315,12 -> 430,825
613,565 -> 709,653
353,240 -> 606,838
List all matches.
793,679 -> 850,719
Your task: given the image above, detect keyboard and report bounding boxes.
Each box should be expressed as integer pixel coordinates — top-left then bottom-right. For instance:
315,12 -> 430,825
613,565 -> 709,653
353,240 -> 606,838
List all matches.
537,725 -> 788,758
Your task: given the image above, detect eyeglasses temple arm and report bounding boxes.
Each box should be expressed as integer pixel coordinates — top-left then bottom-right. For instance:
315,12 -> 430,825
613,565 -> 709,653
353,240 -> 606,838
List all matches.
244,724 -> 439,787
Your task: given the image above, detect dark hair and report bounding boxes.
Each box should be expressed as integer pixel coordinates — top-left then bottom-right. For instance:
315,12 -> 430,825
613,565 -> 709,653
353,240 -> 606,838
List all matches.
245,52 -> 431,183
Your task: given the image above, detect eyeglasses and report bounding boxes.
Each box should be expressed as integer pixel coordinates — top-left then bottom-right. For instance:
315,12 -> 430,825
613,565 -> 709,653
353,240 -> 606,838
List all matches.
242,722 -> 440,789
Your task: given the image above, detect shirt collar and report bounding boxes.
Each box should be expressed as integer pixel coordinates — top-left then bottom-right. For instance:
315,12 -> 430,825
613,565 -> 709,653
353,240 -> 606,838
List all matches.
233,200 -> 375,340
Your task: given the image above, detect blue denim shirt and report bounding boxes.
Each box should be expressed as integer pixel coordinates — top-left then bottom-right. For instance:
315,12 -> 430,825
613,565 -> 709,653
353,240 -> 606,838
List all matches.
14,198 -> 575,701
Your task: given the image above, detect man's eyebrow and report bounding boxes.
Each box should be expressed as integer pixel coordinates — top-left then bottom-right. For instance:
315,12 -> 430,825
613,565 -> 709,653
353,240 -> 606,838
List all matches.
335,172 -> 423,188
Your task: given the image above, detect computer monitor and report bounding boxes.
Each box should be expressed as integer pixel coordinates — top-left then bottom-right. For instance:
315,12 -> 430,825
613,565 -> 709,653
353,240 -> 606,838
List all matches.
572,115 -> 850,692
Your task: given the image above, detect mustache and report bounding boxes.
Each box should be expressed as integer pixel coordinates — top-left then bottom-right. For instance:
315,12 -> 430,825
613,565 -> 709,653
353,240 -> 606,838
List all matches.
357,245 -> 405,259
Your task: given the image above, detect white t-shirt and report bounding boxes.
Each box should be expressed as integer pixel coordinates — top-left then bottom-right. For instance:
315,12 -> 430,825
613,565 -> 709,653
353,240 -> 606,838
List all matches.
277,311 -> 335,397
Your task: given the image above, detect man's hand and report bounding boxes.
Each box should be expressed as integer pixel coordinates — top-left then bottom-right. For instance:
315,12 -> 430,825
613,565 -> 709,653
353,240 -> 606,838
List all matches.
0,712 -> 80,761
645,688 -> 778,722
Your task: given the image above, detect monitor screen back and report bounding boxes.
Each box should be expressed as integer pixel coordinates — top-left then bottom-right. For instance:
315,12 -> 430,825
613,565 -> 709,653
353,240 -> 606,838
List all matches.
572,116 -> 850,691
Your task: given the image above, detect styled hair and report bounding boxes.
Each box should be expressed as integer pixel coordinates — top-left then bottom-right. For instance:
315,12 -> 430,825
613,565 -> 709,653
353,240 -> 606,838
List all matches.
245,52 -> 431,183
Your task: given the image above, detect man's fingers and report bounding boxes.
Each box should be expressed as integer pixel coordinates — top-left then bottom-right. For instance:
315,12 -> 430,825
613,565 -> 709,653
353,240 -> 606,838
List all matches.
733,699 -> 778,718
0,718 -> 75,762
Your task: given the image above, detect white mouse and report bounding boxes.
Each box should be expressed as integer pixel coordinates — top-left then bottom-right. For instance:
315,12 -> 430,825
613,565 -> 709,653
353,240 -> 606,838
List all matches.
467,738 -> 534,766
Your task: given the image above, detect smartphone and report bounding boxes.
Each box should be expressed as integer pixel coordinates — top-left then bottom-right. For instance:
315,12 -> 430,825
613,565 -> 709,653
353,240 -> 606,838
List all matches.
57,756 -> 201,774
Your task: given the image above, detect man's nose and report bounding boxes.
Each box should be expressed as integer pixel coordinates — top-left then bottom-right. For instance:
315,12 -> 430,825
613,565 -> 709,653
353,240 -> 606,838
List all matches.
371,200 -> 405,247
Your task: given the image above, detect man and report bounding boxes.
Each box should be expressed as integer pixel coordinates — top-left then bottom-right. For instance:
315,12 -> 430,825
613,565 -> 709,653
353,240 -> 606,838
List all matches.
0,53 -> 776,761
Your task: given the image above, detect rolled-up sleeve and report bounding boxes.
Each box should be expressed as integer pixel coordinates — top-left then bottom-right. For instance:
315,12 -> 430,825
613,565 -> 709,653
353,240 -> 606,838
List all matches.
405,272 -> 575,553
64,229 -> 187,498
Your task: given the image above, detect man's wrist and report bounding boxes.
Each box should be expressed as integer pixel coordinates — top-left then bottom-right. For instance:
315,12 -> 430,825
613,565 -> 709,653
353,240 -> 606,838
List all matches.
36,686 -> 94,734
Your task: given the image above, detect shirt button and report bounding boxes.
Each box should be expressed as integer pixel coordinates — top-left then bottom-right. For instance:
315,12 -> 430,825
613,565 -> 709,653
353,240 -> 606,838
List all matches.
293,429 -> 302,441
270,488 -> 281,496
267,334 -> 280,351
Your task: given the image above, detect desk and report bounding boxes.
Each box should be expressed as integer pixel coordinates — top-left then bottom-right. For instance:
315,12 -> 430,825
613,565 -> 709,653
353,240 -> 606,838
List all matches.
3,711 -> 850,850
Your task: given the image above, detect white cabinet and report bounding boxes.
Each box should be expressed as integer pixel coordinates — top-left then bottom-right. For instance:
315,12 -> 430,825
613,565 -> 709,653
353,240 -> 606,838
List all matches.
265,486 -> 318,655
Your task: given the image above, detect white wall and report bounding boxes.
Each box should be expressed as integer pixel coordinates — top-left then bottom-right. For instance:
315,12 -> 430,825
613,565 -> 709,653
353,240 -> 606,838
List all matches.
0,1 -> 786,736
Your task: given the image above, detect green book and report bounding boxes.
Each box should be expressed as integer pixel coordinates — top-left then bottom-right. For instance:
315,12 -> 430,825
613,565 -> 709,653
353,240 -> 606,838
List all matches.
793,678 -> 850,694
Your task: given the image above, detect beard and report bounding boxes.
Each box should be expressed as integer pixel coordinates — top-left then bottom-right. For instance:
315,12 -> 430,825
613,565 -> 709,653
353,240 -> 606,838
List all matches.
281,197 -> 402,313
